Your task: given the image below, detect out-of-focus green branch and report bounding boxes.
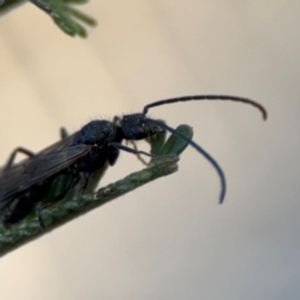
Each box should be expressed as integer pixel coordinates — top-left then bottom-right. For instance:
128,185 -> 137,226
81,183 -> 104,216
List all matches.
0,0 -> 96,38
0,125 -> 193,257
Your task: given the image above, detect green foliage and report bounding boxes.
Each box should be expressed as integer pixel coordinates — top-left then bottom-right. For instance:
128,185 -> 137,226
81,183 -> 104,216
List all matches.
0,0 -> 96,38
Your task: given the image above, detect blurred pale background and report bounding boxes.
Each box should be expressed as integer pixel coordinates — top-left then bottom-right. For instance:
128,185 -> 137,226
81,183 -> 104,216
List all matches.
0,1 -> 299,299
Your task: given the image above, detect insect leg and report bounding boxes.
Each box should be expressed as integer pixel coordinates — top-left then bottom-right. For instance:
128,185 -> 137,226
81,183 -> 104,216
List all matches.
109,143 -> 158,158
79,172 -> 93,194
60,127 -> 69,140
3,126 -> 68,171
4,147 -> 35,169
126,140 -> 149,166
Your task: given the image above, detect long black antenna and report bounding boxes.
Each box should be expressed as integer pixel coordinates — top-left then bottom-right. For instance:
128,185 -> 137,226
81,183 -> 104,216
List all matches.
143,95 -> 267,120
145,118 -> 226,204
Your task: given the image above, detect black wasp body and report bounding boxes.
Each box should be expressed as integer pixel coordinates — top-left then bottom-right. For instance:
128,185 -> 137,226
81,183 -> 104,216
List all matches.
0,95 -> 267,229
0,115 -> 163,228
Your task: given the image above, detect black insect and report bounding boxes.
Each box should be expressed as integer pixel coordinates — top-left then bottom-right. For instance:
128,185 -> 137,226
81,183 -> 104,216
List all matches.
0,95 -> 267,229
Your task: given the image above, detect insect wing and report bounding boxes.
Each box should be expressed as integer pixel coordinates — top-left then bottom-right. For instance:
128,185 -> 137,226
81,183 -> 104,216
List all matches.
0,164 -> 28,200
0,144 -> 93,210
23,144 -> 92,183
0,133 -> 76,198
38,134 -> 75,155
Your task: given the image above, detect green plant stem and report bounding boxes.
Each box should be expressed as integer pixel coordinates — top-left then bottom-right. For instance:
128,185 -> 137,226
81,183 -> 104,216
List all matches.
0,155 -> 179,257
